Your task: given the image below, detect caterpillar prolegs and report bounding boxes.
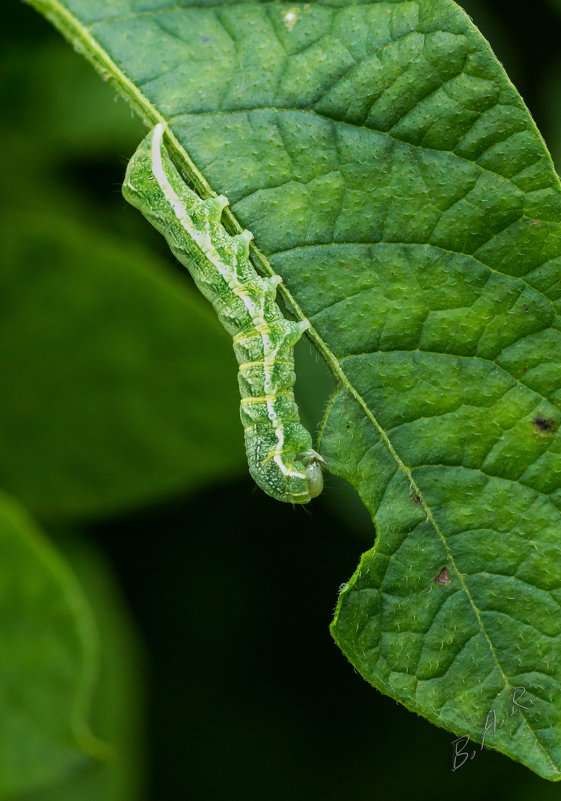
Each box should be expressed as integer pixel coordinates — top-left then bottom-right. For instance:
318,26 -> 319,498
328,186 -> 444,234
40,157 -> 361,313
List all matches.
122,124 -> 324,503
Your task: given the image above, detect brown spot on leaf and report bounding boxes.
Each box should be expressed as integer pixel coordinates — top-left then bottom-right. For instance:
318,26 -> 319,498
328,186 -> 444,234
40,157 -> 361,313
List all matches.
434,567 -> 451,586
534,415 -> 556,433
411,493 -> 421,505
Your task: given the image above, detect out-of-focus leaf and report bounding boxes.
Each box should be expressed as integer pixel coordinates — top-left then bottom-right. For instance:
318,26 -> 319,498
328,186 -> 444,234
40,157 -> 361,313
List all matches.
23,536 -> 145,801
0,206 -> 244,521
0,41 -> 142,165
0,494 -> 105,799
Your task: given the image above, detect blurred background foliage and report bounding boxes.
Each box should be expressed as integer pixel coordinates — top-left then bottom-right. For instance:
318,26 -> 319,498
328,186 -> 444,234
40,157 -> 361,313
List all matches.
3,0 -> 561,798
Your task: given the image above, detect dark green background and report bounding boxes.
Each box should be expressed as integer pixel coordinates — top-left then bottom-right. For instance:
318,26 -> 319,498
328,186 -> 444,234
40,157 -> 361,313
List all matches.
4,0 -> 561,798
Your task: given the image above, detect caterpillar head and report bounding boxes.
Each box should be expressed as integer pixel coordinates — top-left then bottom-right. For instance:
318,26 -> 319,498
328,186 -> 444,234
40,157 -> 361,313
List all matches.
300,451 -> 324,500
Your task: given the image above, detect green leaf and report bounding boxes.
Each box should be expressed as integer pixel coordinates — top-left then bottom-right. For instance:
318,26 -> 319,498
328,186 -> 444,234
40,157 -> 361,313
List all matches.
21,0 -> 561,778
0,494 -> 105,799
23,536 -> 144,801
0,204 -> 245,521
0,38 -> 143,167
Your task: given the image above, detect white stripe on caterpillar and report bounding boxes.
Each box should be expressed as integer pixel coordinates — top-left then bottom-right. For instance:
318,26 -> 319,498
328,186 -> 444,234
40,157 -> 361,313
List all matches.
123,123 -> 324,503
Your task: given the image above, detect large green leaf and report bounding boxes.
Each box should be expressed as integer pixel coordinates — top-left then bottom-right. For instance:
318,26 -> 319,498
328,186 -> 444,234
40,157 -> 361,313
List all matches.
22,0 -> 561,778
0,494 -> 105,799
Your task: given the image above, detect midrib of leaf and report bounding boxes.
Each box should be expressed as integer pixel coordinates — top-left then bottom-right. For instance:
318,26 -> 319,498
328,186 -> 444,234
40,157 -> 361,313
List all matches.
23,0 -> 557,768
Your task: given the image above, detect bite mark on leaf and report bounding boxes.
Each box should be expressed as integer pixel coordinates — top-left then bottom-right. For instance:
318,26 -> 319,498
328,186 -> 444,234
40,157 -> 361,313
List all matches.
434,567 -> 451,586
533,415 -> 557,434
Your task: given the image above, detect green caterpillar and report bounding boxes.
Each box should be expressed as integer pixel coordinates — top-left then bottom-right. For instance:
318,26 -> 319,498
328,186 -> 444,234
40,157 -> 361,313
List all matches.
123,124 -> 324,503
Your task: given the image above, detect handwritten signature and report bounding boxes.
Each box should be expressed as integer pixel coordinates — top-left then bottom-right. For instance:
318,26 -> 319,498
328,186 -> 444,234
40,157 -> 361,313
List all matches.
451,686 -> 532,771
